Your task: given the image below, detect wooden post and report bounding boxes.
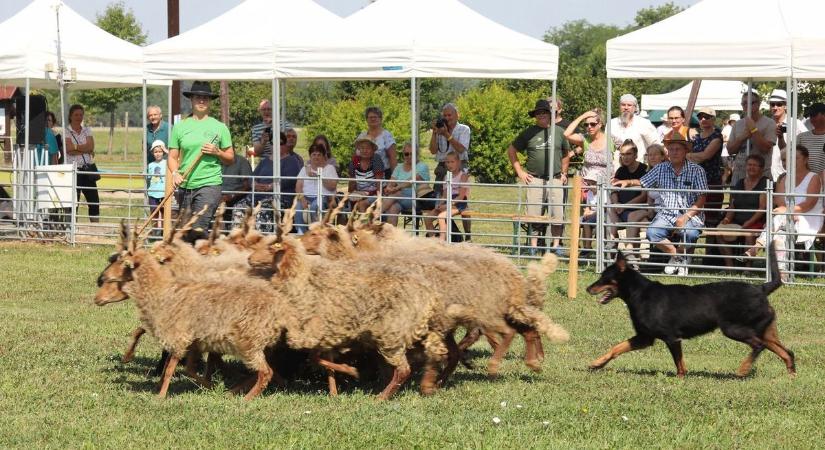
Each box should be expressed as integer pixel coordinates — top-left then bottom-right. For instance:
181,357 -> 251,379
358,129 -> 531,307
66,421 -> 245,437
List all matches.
123,111 -> 129,160
567,175 -> 582,299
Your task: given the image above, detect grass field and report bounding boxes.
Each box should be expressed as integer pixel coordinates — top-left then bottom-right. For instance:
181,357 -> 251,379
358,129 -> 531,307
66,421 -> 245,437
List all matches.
1,242 -> 823,448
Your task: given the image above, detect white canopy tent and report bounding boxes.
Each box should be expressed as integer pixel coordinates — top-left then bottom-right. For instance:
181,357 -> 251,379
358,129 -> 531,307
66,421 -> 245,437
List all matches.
0,0 -> 160,89
641,80 -> 763,111
277,0 -> 558,80
606,0 -> 792,80
786,0 -> 825,80
142,0 -> 343,81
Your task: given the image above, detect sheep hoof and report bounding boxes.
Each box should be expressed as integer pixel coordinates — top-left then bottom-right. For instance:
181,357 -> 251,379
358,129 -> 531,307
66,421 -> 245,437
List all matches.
122,353 -> 134,363
525,359 -> 542,373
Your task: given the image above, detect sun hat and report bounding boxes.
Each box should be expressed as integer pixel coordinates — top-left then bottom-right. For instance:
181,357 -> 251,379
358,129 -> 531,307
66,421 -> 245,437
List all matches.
662,128 -> 692,150
528,99 -> 552,117
768,89 -> 788,103
354,136 -> 378,151
697,107 -> 716,117
150,139 -> 167,152
729,113 -> 741,122
182,81 -> 219,99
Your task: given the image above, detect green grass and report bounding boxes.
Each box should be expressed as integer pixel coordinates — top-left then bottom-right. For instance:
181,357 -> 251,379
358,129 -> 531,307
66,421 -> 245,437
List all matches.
0,242 -> 823,448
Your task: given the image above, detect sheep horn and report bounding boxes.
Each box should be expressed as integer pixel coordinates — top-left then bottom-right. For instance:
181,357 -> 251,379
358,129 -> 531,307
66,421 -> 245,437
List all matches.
117,219 -> 129,252
323,192 -> 349,226
346,207 -> 357,232
208,202 -> 226,245
166,210 -> 188,244
279,194 -> 301,236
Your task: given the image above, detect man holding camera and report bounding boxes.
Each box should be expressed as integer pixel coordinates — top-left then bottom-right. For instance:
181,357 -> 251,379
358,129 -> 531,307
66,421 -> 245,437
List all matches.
251,99 -> 274,158
429,102 -> 471,196
768,89 -> 807,180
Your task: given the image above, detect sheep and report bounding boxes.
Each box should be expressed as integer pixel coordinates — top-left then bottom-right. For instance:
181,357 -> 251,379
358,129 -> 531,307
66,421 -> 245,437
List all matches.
95,222 -> 291,400
247,214 -> 453,399
302,213 -> 568,378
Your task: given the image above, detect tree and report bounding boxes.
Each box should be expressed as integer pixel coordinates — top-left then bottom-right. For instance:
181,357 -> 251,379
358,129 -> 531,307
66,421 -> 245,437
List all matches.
75,1 -> 146,155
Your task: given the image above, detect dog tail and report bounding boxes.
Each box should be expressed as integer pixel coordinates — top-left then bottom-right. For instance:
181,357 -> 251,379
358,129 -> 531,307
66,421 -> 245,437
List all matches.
524,253 -> 559,308
762,240 -> 783,295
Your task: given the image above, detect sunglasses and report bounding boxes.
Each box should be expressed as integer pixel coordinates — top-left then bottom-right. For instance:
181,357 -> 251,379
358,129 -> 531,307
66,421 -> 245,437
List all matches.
584,122 -> 600,127
403,152 -> 412,156
697,114 -> 713,120
770,102 -> 786,107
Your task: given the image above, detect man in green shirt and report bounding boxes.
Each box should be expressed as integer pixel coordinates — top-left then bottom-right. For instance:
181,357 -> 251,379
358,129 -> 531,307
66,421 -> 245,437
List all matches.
507,99 -> 571,255
168,81 -> 234,239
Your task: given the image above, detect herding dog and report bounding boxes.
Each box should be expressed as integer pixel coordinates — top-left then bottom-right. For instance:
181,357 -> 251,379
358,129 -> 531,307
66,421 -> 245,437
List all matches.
586,242 -> 796,378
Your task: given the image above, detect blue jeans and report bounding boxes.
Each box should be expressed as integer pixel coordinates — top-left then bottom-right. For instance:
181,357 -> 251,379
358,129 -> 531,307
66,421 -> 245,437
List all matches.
294,196 -> 329,234
646,214 -> 702,244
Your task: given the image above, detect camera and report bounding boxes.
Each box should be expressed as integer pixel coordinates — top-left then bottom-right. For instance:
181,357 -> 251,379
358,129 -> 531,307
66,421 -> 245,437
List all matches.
436,118 -> 447,129
779,124 -> 787,133
263,126 -> 273,144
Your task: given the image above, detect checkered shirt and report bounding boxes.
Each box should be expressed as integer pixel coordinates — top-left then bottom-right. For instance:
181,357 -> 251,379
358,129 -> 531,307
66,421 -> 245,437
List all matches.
640,161 -> 708,226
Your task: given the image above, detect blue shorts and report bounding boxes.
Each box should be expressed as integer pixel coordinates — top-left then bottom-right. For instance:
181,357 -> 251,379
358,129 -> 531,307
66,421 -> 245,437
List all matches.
646,215 -> 702,243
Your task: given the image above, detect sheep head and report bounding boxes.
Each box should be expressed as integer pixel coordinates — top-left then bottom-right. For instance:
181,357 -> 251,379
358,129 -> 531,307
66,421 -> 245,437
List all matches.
248,234 -> 304,282
300,223 -> 354,259
95,221 -> 137,305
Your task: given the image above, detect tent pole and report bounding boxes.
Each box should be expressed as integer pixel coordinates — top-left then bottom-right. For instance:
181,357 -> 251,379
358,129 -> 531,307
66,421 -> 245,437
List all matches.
142,80 -> 148,177
272,78 -> 281,213
410,76 -> 418,231
746,78 -> 753,158
602,77 -> 614,272
24,77 -> 31,227
550,80 -> 557,179
281,80 -> 287,129
163,83 -> 173,239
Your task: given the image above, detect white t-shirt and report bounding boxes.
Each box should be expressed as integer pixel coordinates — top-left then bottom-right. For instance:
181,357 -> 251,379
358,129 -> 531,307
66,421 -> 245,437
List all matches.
770,118 -> 808,180
298,164 -> 338,197
66,126 -> 94,166
434,122 -> 471,162
610,115 -> 660,164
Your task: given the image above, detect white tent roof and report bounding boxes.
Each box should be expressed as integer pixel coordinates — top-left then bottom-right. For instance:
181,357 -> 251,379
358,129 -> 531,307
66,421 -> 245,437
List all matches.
277,0 -> 558,80
642,80 -> 762,111
142,0 -> 342,80
0,0 -> 162,89
607,0 -> 792,80
786,0 -> 825,80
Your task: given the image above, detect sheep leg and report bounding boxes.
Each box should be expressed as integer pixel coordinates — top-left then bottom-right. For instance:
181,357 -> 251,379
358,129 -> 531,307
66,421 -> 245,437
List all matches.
157,353 -> 181,398
482,331 -> 501,352
487,328 -> 517,377
229,377 -> 257,395
312,352 -> 359,379
377,365 -> 411,401
436,332 -> 462,387
122,326 -> 145,363
242,358 -> 274,401
457,327 -> 481,351
327,369 -> 338,397
182,347 -> 212,388
204,352 -> 224,380
522,328 -> 543,372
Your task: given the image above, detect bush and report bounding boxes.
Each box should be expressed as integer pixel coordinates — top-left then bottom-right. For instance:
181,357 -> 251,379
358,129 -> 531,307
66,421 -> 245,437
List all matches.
304,86 -> 410,176
456,82 -> 547,183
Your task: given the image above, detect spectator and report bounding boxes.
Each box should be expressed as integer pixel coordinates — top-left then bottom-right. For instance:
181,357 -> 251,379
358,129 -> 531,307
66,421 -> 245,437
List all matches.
565,108 -> 610,184
614,132 -> 707,276
348,136 -> 385,212
382,143 -> 430,226
768,89 -> 807,181
546,97 -> 571,129
64,104 -> 100,223
284,127 -> 299,156
642,144 -> 668,215
168,81 -> 234,239
659,106 -> 697,142
251,100 -> 274,158
727,91 -> 776,186
797,102 -> 825,176
744,145 -> 823,280
509,99 -> 571,255
221,148 -> 253,228
424,151 -> 469,242
579,172 -> 601,257
718,154 -> 768,268
275,131 -> 304,209
687,107 -> 724,226
610,93 -> 660,163
607,139 -> 648,256
295,144 -> 339,234
311,134 -> 337,168
721,113 -> 739,185
357,106 -> 397,178
36,111 -> 60,166
429,102 -> 471,194
146,140 -> 167,232
145,105 -> 169,164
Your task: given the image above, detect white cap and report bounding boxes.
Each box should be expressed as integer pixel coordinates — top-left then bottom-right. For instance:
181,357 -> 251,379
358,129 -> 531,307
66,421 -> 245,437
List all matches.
151,139 -> 167,151
729,113 -> 741,122
768,89 -> 788,103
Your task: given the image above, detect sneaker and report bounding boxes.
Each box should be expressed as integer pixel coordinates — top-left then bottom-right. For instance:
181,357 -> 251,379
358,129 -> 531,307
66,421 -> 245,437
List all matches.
677,264 -> 689,276
664,255 -> 680,275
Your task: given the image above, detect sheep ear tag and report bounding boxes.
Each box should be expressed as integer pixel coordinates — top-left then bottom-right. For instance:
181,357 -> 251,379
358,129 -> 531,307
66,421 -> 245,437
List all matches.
351,234 -> 359,245
122,258 -> 135,269
271,242 -> 282,250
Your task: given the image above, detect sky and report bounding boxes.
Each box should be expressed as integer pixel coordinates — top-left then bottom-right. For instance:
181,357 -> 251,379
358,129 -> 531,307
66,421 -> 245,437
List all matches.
0,0 -> 697,43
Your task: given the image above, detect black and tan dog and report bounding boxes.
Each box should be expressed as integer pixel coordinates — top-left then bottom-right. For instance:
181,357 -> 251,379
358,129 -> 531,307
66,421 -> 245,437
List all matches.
586,243 -> 795,378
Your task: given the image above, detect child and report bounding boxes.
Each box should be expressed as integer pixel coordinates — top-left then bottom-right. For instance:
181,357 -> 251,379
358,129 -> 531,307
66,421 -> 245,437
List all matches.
424,151 -> 469,241
348,136 -> 385,212
146,140 -> 167,232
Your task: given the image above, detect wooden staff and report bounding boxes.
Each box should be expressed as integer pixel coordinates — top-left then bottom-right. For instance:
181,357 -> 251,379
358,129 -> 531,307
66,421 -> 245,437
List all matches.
567,175 -> 582,299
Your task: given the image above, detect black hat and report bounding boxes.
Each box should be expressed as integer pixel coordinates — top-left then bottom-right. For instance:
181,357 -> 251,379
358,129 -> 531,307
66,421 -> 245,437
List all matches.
182,81 -> 219,99
528,99 -> 552,117
805,102 -> 825,118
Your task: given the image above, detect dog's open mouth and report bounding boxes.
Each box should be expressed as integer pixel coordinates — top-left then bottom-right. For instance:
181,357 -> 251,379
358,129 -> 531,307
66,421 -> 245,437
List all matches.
589,285 -> 617,304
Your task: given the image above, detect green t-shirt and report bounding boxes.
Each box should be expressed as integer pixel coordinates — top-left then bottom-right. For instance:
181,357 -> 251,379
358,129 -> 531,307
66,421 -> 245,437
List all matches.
169,116 -> 232,189
512,125 -> 570,179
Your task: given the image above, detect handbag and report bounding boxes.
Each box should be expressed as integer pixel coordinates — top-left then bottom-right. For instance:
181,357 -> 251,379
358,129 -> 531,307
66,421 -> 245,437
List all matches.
72,131 -> 101,183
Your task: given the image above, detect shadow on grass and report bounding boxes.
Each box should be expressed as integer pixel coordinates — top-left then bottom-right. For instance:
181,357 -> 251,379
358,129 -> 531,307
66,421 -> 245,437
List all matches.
607,367 -> 746,381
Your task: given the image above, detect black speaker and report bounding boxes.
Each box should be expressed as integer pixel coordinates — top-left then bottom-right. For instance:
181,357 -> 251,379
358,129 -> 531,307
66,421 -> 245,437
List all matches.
15,94 -> 46,146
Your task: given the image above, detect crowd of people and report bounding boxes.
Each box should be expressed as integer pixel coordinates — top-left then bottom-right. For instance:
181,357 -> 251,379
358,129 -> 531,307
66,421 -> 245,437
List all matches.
31,79 -> 824,277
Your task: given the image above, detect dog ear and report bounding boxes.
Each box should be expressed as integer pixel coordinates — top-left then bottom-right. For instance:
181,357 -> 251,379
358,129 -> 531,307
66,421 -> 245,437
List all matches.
615,250 -> 625,262
616,257 -> 627,272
